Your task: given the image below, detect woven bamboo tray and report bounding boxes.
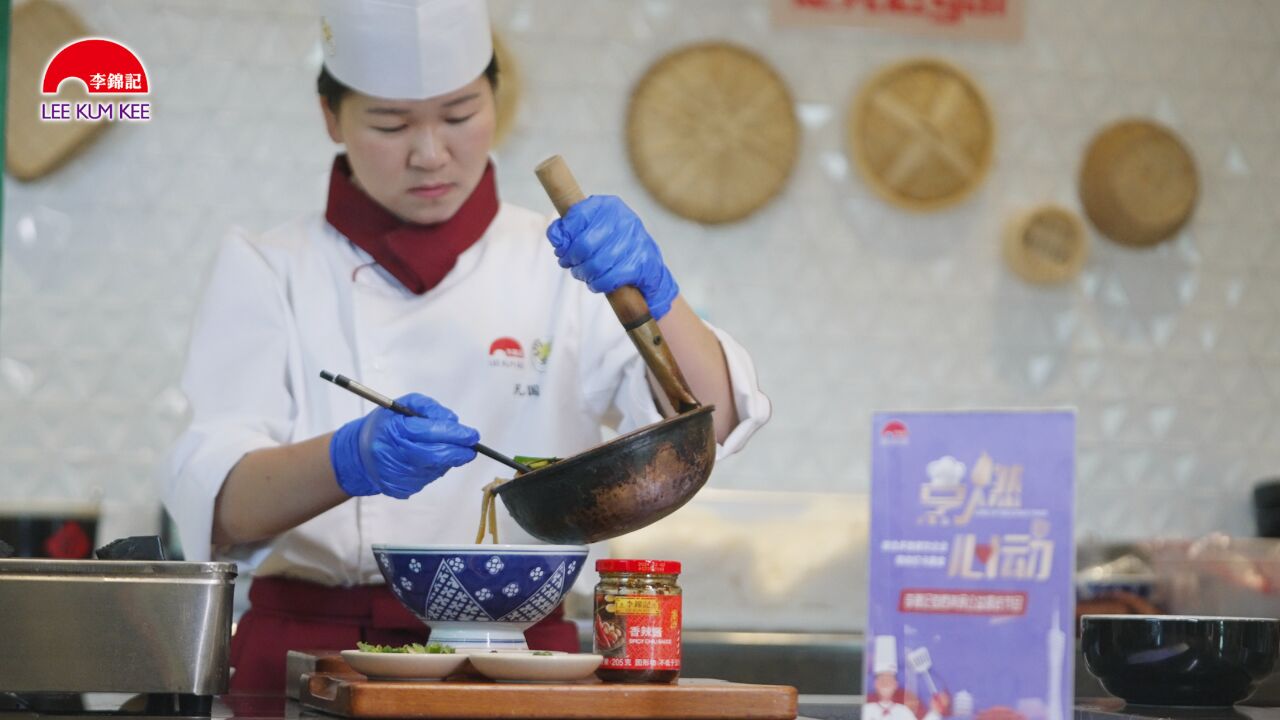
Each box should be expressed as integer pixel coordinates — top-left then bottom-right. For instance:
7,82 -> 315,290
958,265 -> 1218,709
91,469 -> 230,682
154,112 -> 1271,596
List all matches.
626,42 -> 799,225
847,57 -> 994,212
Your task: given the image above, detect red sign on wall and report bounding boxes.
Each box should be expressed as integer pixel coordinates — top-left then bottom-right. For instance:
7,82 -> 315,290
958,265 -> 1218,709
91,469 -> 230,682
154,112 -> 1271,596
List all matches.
771,0 -> 1024,41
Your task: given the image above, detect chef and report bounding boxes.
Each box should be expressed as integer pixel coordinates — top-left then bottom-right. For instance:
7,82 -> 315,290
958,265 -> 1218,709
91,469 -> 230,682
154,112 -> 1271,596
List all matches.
162,0 -> 770,694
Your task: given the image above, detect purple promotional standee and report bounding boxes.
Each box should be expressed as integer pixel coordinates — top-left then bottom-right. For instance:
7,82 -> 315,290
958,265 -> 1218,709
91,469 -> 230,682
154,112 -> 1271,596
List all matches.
864,411 -> 1075,720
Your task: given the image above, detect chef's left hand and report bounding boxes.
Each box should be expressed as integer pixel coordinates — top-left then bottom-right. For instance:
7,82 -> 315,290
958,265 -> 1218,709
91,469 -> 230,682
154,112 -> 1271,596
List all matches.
546,195 -> 680,320
930,692 -> 950,716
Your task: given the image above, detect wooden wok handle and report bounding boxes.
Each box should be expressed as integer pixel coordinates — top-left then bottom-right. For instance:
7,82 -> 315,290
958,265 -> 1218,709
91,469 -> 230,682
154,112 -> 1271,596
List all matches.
535,156 -> 649,327
535,155 -> 700,412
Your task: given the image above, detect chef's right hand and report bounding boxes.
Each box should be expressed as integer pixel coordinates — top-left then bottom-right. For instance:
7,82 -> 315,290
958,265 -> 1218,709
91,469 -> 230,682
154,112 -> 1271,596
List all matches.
330,393 -> 479,499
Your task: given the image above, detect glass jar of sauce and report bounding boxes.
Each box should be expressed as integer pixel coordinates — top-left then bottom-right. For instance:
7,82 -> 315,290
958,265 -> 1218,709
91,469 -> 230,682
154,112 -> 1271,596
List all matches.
593,559 -> 682,683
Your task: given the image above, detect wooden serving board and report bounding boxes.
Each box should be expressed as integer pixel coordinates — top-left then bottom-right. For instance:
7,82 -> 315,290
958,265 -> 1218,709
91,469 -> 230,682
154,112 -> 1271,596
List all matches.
299,671 -> 798,720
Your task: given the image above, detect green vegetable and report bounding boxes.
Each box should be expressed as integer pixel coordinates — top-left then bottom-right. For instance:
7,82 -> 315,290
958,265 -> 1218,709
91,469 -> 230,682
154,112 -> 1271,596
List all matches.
514,456 -> 561,471
356,641 -> 455,654
531,651 -> 554,656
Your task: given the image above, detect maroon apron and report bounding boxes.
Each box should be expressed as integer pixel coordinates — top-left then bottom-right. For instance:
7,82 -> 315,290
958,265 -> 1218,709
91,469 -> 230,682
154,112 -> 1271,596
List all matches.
229,576 -> 580,693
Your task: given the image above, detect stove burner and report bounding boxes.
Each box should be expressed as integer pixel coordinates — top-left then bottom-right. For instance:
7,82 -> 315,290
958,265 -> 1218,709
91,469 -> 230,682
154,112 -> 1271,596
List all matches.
0,692 -> 212,716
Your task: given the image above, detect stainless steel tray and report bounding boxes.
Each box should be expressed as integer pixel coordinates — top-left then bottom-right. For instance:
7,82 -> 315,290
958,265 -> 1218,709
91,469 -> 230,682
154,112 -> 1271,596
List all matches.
0,559 -> 237,694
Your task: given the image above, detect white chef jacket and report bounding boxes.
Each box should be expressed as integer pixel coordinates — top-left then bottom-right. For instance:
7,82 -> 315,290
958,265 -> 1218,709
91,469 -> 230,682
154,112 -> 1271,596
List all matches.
862,702 -> 925,720
163,202 -> 771,586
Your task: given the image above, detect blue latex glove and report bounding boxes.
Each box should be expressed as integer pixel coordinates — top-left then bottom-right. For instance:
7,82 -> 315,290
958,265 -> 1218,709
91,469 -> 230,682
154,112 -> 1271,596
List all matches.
546,195 -> 680,320
330,393 -> 478,499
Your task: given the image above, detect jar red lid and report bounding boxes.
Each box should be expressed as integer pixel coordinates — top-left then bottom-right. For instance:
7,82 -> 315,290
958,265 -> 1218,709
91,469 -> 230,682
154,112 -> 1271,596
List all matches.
596,559 -> 681,575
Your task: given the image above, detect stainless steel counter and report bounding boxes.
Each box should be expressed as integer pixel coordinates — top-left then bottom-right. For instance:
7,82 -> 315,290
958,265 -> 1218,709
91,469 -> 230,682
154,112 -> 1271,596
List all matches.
575,626 -> 1135,697
572,622 -> 863,694
681,631 -> 860,695
575,626 -> 1280,703
0,560 -> 235,695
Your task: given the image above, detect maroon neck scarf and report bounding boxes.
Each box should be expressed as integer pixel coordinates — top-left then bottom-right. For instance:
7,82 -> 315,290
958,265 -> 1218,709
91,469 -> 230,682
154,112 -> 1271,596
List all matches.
324,155 -> 499,294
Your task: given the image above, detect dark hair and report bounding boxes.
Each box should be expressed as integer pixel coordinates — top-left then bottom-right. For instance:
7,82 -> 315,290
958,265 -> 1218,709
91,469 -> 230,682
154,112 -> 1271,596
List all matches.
318,53 -> 499,112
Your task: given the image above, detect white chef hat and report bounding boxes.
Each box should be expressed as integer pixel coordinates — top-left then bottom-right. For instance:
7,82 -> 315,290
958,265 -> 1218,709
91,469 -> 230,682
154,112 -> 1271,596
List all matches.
318,0 -> 493,101
873,635 -> 899,675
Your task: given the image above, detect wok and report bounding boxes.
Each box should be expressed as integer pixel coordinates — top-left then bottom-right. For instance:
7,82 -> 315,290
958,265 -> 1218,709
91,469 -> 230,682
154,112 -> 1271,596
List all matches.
497,405 -> 715,544
494,156 -> 717,544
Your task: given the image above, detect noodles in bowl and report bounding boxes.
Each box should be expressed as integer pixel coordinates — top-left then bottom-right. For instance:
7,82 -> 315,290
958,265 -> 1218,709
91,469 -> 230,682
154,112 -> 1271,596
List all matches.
475,457 -> 559,544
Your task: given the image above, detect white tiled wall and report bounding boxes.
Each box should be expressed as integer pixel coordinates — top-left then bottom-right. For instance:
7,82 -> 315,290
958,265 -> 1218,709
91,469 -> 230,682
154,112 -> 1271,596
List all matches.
4,0 -> 1280,546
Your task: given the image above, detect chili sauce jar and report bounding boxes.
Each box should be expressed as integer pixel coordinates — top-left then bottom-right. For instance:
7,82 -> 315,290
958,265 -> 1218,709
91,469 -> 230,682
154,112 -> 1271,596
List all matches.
593,559 -> 682,683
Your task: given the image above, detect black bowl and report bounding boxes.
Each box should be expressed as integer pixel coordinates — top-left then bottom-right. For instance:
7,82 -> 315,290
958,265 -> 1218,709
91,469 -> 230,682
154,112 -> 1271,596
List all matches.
1081,615 -> 1280,706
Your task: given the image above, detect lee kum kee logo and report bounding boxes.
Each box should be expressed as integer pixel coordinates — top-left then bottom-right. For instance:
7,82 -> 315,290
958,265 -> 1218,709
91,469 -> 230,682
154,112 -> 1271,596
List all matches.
39,38 -> 152,122
488,337 -> 524,369
879,419 -> 909,444
489,337 -> 523,358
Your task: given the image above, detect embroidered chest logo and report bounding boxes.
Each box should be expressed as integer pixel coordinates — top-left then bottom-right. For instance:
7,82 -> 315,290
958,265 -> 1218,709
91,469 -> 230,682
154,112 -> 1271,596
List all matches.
491,337 -> 551,399
531,338 -> 552,372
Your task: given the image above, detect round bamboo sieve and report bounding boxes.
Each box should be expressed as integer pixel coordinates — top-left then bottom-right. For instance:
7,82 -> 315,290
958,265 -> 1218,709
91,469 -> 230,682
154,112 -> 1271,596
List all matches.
847,58 -> 995,212
626,42 -> 800,225
1079,119 -> 1197,247
1002,205 -> 1089,285
6,0 -> 109,181
493,31 -> 520,146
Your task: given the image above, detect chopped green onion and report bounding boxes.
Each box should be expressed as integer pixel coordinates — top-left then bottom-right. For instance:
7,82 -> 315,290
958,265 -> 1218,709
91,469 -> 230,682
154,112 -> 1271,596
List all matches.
356,641 -> 455,654
514,456 -> 561,471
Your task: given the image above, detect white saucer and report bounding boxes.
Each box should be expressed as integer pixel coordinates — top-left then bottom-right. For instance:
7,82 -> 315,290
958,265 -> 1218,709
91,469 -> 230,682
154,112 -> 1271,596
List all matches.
340,649 -> 470,681
466,651 -> 603,682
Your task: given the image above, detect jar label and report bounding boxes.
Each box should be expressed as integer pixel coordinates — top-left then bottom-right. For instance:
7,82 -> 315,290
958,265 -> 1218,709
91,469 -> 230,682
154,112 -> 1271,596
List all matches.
595,592 -> 681,671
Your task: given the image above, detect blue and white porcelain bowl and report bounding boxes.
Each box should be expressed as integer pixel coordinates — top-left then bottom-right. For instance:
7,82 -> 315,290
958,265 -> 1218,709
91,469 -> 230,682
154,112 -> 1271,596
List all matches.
372,544 -> 589,650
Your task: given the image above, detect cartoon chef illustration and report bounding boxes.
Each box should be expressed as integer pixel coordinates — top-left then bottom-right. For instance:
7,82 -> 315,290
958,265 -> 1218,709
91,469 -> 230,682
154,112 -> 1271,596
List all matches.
863,635 -> 948,720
